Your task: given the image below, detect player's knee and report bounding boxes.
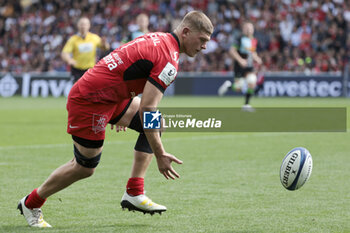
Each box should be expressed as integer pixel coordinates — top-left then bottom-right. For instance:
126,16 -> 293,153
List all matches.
234,78 -> 244,91
134,133 -> 153,154
234,85 -> 242,92
76,165 -> 95,179
112,97 -> 140,127
128,111 -> 143,133
246,73 -> 257,86
73,145 -> 102,170
82,167 -> 95,178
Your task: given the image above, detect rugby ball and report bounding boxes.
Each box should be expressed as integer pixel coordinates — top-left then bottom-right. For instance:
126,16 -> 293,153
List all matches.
280,147 -> 313,190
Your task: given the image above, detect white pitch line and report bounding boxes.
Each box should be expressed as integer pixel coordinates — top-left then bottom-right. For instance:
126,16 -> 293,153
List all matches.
0,135 -> 235,151
0,141 -> 128,151
0,143 -> 70,150
0,132 -> 303,151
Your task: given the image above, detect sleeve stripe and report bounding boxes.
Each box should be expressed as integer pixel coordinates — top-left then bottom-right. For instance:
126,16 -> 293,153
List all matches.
147,77 -> 165,93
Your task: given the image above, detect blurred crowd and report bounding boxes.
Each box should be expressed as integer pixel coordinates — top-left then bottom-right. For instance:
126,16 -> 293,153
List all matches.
0,0 -> 349,74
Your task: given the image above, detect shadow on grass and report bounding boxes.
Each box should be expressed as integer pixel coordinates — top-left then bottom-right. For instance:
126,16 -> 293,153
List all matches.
1,223 -> 153,233
1,225 -> 264,233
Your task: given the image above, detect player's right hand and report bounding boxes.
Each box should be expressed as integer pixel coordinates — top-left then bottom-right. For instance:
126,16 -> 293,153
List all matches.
68,59 -> 77,66
239,59 -> 248,67
155,153 -> 183,180
110,124 -> 127,133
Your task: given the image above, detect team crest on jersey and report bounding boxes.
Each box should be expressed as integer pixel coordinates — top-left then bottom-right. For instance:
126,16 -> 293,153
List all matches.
92,114 -> 108,134
159,62 -> 177,86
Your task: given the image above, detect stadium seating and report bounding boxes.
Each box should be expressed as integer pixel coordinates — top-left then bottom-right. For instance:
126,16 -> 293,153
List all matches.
0,0 -> 348,73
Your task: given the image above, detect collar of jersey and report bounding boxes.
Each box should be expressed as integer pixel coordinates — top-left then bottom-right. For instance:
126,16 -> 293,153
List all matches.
77,32 -> 90,39
170,32 -> 180,50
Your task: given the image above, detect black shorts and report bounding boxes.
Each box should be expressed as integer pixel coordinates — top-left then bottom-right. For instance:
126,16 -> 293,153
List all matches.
234,63 -> 254,79
71,67 -> 88,83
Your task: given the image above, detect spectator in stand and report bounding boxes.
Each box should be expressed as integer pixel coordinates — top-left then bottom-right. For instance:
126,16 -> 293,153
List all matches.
0,0 -> 349,74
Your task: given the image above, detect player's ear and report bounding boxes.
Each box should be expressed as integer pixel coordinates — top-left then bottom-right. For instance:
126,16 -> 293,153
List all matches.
182,27 -> 191,38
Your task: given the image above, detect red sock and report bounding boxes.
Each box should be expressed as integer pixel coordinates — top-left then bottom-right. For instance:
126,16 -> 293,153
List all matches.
126,177 -> 144,196
25,188 -> 46,209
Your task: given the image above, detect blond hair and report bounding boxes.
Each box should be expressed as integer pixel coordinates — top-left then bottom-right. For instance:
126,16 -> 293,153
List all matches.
177,11 -> 213,35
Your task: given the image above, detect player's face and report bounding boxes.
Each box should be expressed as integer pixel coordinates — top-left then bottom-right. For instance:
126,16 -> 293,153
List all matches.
183,29 -> 211,57
137,15 -> 149,30
77,18 -> 91,35
243,23 -> 254,37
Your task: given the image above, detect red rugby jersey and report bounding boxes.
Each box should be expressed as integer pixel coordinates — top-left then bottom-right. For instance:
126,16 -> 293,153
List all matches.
77,32 -> 180,103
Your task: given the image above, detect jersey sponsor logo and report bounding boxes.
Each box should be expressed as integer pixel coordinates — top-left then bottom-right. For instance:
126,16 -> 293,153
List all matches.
78,43 -> 93,53
103,52 -> 124,71
158,62 -> 177,86
92,114 -> 108,134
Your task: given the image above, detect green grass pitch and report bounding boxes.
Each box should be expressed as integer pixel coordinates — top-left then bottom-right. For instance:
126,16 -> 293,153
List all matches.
0,96 -> 349,233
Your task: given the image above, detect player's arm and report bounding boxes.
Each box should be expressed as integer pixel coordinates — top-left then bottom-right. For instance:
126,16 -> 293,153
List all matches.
140,81 -> 183,179
139,82 -> 164,156
228,46 -> 247,67
100,36 -> 110,51
252,51 -> 262,65
61,38 -> 77,66
61,52 -> 77,66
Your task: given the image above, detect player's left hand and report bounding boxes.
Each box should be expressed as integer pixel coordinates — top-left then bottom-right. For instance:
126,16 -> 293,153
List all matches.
110,124 -> 127,133
256,57 -> 263,65
101,36 -> 109,50
155,153 -> 183,180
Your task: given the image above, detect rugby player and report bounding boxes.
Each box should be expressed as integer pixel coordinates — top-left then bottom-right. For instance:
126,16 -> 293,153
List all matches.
18,11 -> 213,227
